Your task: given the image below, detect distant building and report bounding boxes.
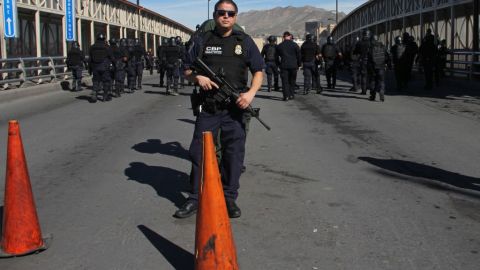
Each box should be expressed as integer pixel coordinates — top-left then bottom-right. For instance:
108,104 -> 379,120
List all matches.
305,21 -> 336,45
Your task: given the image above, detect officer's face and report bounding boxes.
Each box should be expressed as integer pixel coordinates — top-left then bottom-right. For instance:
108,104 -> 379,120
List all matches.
214,3 -> 237,30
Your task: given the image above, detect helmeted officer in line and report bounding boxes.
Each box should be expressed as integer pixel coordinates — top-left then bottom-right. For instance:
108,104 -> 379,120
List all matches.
349,36 -> 361,92
126,39 -> 137,92
419,29 -> 437,90
176,36 -> 187,89
156,41 -> 167,87
402,32 -> 418,84
261,35 -> 280,92
146,48 -> 154,75
89,33 -> 114,102
111,38 -> 129,97
175,0 -> 264,219
66,41 -> 86,92
162,36 -> 182,95
390,36 -> 407,91
277,31 -> 301,101
368,34 -> 390,101
132,38 -> 147,90
354,29 -> 372,94
320,36 -> 342,89
301,33 -> 321,95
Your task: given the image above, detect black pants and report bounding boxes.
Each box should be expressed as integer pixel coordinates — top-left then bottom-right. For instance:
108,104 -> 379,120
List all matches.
281,68 -> 297,99
351,65 -> 360,91
188,109 -> 246,202
360,63 -> 369,93
166,64 -> 180,92
70,66 -> 83,90
158,66 -> 166,86
303,61 -> 315,92
370,68 -> 385,99
325,64 -> 337,88
265,61 -> 279,90
135,62 -> 144,88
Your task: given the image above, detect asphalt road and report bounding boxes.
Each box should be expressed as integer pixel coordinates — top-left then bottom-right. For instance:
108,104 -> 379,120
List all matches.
0,73 -> 479,269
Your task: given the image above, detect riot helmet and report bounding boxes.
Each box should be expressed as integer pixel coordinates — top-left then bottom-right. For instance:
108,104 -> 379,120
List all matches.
394,36 -> 402,45
72,41 -> 80,49
267,35 -> 276,44
371,34 -> 379,42
362,29 -> 371,40
109,38 -> 118,46
305,34 -> 312,42
175,36 -> 182,45
120,38 -> 128,47
327,36 -> 334,44
134,38 -> 141,46
96,33 -> 106,42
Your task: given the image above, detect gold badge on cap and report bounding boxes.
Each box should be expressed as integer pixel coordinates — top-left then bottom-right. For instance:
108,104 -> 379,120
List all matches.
235,45 -> 243,55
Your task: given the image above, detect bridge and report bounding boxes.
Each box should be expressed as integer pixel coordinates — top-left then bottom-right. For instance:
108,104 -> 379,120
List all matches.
332,0 -> 480,77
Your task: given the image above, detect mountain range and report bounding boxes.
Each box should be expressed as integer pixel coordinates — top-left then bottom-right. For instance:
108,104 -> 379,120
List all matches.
237,6 -> 346,37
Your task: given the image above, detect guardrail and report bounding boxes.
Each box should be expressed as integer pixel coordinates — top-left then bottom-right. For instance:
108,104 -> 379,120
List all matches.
1,56 -> 160,89
447,51 -> 480,79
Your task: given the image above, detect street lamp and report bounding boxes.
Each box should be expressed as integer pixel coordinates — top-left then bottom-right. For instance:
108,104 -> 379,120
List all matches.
208,0 -> 211,20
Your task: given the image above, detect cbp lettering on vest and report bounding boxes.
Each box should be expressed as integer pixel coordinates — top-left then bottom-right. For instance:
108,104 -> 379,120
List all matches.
320,35 -> 342,89
89,33 -> 114,103
368,34 -> 390,102
301,34 -> 321,94
261,35 -> 280,92
176,0 -> 264,219
66,41 -> 86,92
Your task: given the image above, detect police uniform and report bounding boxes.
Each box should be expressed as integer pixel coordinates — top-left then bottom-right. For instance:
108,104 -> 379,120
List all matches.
369,38 -> 389,101
419,34 -> 437,90
156,44 -> 166,87
66,43 -> 86,91
111,40 -> 129,97
354,37 -> 371,94
179,28 -> 263,216
301,38 -> 320,94
277,37 -> 301,100
163,40 -> 182,95
133,42 -> 146,90
126,39 -> 137,92
390,39 -> 407,91
261,41 -> 279,92
321,41 -> 340,89
349,43 -> 361,91
89,37 -> 113,102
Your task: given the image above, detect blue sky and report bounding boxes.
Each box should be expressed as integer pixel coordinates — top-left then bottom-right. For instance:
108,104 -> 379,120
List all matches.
134,0 -> 367,30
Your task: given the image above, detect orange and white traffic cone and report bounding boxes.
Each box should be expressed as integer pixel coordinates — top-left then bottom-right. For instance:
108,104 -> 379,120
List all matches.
1,120 -> 51,258
194,131 -> 238,269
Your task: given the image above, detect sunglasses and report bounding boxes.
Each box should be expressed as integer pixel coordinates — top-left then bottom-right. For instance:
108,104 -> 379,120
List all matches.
215,10 -> 236,17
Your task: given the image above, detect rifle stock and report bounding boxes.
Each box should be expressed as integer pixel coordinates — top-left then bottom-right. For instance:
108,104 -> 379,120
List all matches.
194,57 -> 271,131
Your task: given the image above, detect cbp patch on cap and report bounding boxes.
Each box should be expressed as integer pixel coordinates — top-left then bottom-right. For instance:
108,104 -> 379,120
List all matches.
235,45 -> 242,55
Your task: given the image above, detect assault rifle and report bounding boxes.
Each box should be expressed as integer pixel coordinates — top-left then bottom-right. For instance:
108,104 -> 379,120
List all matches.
194,57 -> 271,131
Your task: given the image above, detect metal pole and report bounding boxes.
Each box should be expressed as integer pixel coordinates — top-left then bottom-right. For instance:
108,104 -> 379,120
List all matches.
474,0 -> 479,54
208,0 -> 210,20
336,0 -> 338,24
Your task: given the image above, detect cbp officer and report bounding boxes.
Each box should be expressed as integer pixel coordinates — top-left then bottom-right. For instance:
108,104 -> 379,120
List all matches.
301,34 -> 320,94
320,36 -> 341,89
369,34 -> 390,101
354,29 -> 372,94
133,38 -> 147,90
163,36 -> 182,95
156,42 -> 166,87
261,35 -> 280,92
89,33 -> 114,102
66,41 -> 86,91
175,0 -> 263,219
111,38 -> 129,97
277,31 -> 301,101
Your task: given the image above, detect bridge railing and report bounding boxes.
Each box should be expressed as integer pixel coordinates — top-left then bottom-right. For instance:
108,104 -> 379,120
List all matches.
0,56 -> 160,89
447,51 -> 480,79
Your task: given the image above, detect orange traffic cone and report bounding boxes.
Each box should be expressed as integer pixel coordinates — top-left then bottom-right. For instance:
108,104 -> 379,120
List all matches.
1,120 -> 51,258
194,131 -> 238,269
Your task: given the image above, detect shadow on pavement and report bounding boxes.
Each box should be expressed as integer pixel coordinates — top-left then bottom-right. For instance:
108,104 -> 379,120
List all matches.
143,83 -> 161,88
144,90 -> 166,95
254,93 -> 284,101
75,95 -> 93,102
177,118 -> 196,125
322,93 -> 369,100
137,225 -> 194,270
60,81 -> 70,91
124,162 -> 190,207
359,157 -> 480,193
132,139 -> 189,161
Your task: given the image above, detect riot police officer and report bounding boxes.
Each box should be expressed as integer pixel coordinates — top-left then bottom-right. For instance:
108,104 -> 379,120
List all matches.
111,38 -> 129,97
354,29 -> 372,94
349,36 -> 361,92
419,30 -> 437,90
66,41 -> 86,91
402,32 -> 418,84
261,35 -> 279,92
133,38 -> 147,90
390,36 -> 407,91
162,37 -> 182,95
321,36 -> 341,89
301,34 -> 320,94
126,39 -> 137,92
369,34 -> 390,101
89,33 -> 113,102
176,36 -> 187,89
156,42 -> 166,87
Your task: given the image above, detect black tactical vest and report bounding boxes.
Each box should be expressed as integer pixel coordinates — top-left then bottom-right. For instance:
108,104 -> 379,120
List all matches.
164,45 -> 181,64
67,48 -> 83,66
391,44 -> 406,64
200,31 -> 248,91
90,42 -> 108,64
370,41 -> 386,68
322,44 -> 336,60
301,41 -> 317,62
265,44 -> 276,62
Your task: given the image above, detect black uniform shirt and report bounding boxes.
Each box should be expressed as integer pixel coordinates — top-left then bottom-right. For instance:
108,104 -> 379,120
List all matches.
276,39 -> 301,69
